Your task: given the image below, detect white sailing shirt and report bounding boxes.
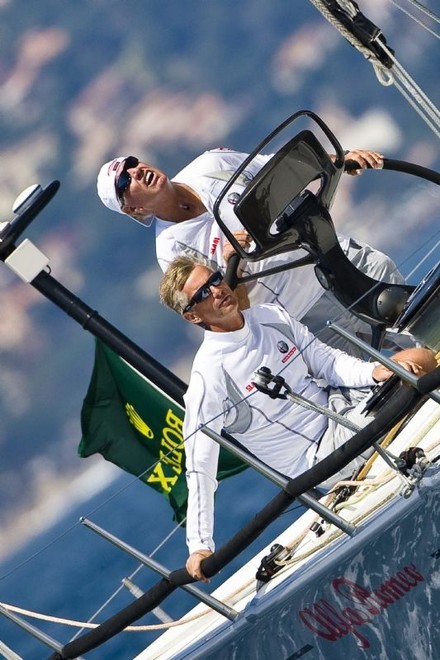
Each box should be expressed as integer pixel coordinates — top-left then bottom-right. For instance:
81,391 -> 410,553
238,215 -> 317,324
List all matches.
155,148 -> 352,321
183,303 -> 376,554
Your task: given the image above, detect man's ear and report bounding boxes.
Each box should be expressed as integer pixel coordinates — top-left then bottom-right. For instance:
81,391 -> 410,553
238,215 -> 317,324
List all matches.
183,311 -> 204,326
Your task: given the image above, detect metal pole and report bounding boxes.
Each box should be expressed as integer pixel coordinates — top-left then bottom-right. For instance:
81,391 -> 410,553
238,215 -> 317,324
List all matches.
0,640 -> 22,660
0,183 -> 186,406
30,270 -> 186,405
328,322 -> 440,404
206,428 -> 356,535
0,604 -> 73,657
80,518 -> 239,621
285,390 -> 361,432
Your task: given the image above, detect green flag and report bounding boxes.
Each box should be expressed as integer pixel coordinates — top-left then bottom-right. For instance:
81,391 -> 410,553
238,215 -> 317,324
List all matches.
79,339 -> 246,523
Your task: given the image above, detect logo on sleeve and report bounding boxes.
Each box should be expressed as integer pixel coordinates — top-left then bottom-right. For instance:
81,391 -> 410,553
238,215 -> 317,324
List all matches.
277,340 -> 297,363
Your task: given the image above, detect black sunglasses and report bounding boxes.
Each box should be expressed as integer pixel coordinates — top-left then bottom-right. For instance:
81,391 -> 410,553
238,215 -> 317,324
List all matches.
183,271 -> 224,313
115,156 -> 139,202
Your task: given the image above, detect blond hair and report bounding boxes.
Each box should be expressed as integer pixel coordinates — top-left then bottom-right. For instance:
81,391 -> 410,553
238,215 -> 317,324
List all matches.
159,255 -> 211,314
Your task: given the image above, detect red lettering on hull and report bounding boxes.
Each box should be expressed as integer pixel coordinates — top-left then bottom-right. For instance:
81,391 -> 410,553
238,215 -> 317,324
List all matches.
299,563 -> 424,648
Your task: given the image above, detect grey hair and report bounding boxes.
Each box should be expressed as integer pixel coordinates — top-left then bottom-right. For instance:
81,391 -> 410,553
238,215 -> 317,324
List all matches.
159,255 -> 212,314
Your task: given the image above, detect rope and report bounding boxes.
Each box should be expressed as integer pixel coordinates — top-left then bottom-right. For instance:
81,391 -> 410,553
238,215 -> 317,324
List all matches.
2,6 -> 439,630
308,0 -> 440,136
0,601 -> 207,633
67,519 -> 186,642
308,0 -> 394,75
4,403 -> 439,635
381,44 -> 440,133
271,407 -> 440,574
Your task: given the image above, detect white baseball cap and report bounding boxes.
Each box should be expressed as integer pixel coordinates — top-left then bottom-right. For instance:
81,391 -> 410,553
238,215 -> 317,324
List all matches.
97,156 -> 154,227
97,156 -> 130,214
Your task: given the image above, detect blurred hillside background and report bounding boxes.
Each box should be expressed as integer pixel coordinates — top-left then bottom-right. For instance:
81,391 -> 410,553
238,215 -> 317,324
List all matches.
0,0 -> 439,564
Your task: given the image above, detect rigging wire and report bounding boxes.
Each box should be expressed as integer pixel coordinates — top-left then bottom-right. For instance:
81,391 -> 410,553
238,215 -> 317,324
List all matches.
392,79 -> 440,139
376,39 -> 440,136
404,237 -> 440,280
1,222 -> 438,636
3,414 -> 440,634
2,4 -> 439,642
388,0 -> 440,32
2,169 -> 438,651
308,0 -> 440,137
68,520 -> 185,642
0,523 -> 84,584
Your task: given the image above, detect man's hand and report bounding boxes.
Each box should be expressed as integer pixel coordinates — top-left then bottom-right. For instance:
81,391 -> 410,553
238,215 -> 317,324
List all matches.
372,360 -> 424,382
222,230 -> 251,311
186,549 -> 213,583
344,149 -> 384,176
372,347 -> 437,382
223,230 -> 251,263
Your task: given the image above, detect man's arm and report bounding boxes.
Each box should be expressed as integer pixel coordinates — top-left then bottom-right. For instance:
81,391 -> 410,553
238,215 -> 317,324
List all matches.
284,312 -> 377,387
286,310 -> 436,387
183,369 -> 223,580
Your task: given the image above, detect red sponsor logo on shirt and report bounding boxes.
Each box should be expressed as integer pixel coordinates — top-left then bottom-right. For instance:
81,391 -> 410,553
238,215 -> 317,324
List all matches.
281,346 -> 297,363
210,236 -> 220,255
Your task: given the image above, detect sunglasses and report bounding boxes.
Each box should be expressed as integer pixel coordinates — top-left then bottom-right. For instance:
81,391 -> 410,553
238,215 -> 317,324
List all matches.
115,156 -> 139,203
183,271 -> 224,313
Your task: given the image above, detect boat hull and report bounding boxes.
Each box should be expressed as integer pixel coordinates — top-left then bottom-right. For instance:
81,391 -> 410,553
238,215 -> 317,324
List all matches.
170,464 -> 440,660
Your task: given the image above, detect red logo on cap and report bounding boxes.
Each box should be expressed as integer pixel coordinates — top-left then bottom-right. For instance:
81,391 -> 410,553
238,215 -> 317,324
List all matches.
107,159 -> 122,175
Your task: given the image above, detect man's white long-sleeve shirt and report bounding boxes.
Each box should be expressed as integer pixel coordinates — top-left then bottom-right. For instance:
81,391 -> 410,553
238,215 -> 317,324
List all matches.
156,148 -> 350,321
183,303 -> 376,554
155,148 -> 403,325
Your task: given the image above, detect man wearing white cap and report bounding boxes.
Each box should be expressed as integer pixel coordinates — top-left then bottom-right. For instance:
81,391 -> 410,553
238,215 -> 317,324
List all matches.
96,148 -> 406,354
